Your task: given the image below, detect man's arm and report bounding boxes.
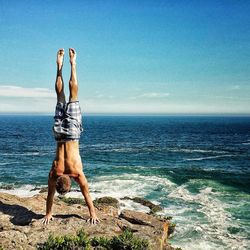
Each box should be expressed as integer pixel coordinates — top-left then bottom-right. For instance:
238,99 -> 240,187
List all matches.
75,173 -> 99,224
41,173 -> 56,225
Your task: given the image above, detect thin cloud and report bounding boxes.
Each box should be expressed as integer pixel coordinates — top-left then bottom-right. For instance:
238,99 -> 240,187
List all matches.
130,92 -> 170,99
96,94 -> 114,99
204,95 -> 250,101
0,85 -> 55,98
230,85 -> 240,90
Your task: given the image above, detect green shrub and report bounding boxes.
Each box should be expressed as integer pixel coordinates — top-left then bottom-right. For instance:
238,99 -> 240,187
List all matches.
37,229 -> 90,250
91,236 -> 110,248
108,230 -> 150,250
37,229 -> 150,250
91,230 -> 150,250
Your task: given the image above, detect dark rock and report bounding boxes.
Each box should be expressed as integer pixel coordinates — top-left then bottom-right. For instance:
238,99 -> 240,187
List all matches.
93,196 -> 119,209
93,197 -> 119,217
168,223 -> 176,237
39,187 -> 48,193
59,196 -> 86,206
119,210 -> 175,250
119,209 -> 153,226
30,186 -> 48,193
121,196 -> 163,214
0,184 -> 15,190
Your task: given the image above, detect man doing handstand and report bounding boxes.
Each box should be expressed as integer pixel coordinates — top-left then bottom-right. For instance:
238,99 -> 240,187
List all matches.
42,48 -> 99,225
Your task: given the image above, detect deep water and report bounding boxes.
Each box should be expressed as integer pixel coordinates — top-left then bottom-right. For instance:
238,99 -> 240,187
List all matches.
0,115 -> 249,249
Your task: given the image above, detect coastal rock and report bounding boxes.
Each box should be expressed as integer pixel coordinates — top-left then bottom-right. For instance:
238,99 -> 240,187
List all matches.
120,209 -> 163,226
30,186 -> 48,193
94,196 -> 120,209
0,192 -> 175,250
121,196 -> 163,214
93,196 -> 120,217
118,210 -> 174,250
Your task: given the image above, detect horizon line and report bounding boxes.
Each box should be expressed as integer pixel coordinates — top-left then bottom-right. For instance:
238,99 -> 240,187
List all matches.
0,112 -> 250,117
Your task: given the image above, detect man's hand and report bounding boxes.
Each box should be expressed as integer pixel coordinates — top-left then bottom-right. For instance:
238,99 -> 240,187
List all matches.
41,214 -> 54,225
87,214 -> 100,225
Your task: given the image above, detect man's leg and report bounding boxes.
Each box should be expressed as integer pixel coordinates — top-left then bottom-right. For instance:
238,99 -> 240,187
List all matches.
56,49 -> 65,103
69,48 -> 78,102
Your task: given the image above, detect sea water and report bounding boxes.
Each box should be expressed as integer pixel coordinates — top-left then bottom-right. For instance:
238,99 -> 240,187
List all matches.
0,115 -> 249,250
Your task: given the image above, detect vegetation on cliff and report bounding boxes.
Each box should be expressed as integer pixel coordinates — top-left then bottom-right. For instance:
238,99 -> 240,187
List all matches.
37,229 -> 150,250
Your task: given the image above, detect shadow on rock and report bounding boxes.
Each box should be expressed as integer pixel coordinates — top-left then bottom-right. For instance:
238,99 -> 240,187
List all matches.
54,214 -> 84,220
0,201 -> 43,226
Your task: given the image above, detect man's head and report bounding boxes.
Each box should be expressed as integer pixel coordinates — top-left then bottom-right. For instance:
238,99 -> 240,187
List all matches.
56,175 -> 71,195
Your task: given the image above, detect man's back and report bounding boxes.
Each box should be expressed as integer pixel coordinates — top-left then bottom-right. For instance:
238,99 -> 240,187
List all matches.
52,141 -> 82,177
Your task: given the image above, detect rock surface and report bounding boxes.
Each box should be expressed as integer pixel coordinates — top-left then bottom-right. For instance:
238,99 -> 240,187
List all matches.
121,196 -> 163,214
0,192 -> 175,250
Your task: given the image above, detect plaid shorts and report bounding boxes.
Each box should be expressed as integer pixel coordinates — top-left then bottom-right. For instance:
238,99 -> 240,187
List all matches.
53,101 -> 83,141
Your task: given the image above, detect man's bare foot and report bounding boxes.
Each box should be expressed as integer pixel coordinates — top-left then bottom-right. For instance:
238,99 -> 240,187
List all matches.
69,48 -> 76,65
57,49 -> 64,69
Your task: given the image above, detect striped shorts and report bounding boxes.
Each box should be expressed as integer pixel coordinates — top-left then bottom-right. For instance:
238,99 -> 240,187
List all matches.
53,101 -> 83,141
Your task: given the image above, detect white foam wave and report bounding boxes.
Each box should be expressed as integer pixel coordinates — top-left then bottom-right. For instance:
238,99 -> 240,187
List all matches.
186,154 -> 234,161
81,146 -> 229,154
119,199 -> 150,213
0,173 -> 176,206
242,142 -> 250,145
1,152 -> 41,156
168,148 -> 227,154
0,161 -> 20,166
100,148 -> 228,154
66,173 -> 176,214
168,185 -> 249,250
0,184 -> 40,197
66,195 -> 151,215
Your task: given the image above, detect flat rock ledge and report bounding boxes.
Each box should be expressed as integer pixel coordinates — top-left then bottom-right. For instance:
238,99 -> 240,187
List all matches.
0,192 -> 175,250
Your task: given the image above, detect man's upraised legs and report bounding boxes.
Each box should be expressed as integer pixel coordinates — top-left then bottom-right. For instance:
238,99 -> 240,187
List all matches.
56,49 -> 65,103
69,48 -> 78,102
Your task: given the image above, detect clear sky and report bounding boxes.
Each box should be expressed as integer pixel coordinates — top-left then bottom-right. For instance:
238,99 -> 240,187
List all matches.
0,0 -> 250,114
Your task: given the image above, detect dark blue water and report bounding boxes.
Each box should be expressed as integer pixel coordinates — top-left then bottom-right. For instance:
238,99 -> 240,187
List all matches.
0,115 -> 249,249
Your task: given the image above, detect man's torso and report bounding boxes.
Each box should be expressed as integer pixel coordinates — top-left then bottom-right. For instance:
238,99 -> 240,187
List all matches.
50,141 -> 83,177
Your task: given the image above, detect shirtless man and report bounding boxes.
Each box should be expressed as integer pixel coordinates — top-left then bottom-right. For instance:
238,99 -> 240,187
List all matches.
42,48 -> 99,225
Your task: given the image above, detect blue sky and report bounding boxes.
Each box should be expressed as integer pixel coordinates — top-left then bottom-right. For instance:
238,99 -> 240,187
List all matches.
0,0 -> 250,114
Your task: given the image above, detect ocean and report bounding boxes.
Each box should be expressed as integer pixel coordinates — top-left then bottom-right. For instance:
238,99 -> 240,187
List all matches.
0,115 -> 249,250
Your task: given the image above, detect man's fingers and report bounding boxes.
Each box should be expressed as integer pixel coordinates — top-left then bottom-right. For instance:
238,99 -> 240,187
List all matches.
94,218 -> 100,223
41,216 -> 53,225
87,218 -> 94,224
86,217 -> 100,225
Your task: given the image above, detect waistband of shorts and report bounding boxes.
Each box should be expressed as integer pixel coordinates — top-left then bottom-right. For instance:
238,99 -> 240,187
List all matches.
68,100 -> 79,103
56,138 -> 79,142
56,100 -> 80,105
